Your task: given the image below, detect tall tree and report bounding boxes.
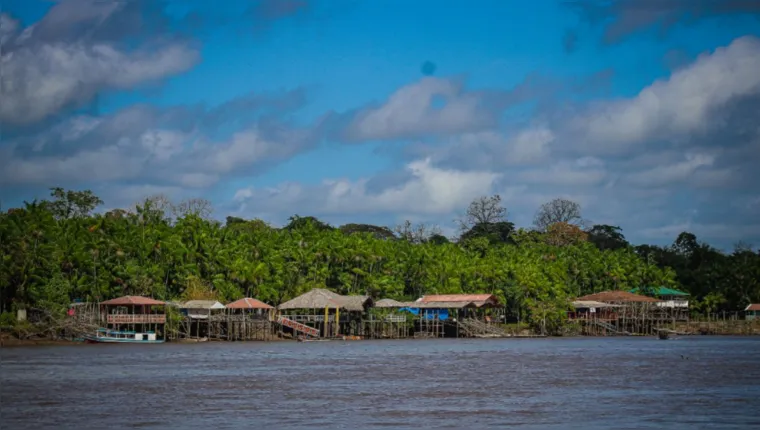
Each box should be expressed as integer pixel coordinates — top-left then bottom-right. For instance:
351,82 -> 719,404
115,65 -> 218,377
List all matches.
587,224 -> 628,251
533,198 -> 583,231
47,188 -> 103,220
457,195 -> 507,233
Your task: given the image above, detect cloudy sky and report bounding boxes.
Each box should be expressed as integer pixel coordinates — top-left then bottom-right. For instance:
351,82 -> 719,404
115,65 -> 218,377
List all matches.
1,0 -> 759,248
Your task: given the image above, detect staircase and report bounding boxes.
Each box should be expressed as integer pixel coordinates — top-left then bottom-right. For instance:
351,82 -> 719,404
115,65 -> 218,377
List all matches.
589,319 -> 630,335
458,318 -> 510,338
277,316 -> 320,338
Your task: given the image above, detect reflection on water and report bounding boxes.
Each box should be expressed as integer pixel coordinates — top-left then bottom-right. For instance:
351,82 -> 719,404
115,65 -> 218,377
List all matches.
2,337 -> 760,429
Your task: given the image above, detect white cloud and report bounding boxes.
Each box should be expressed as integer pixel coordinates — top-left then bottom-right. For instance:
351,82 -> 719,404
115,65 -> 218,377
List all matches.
0,2 -> 199,126
569,35 -> 760,152
343,77 -> 496,141
0,109 -> 312,188
1,41 -> 198,126
626,153 -> 715,186
517,158 -> 607,186
233,158 -> 501,217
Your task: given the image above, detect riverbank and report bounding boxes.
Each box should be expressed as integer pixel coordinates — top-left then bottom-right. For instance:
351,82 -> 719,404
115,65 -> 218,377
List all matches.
4,330 -> 759,348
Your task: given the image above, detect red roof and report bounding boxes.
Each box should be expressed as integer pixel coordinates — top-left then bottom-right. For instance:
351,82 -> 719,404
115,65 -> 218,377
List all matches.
746,304 -> 760,311
100,296 -> 165,306
577,291 -> 658,303
226,298 -> 273,310
420,294 -> 498,304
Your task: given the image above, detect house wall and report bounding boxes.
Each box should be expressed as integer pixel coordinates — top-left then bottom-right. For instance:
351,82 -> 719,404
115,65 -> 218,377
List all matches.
655,299 -> 689,308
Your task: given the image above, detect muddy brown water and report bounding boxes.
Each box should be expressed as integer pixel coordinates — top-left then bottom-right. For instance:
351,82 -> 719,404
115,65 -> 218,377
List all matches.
2,336 -> 760,429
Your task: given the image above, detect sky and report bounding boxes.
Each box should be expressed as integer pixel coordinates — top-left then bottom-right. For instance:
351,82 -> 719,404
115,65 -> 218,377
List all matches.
1,0 -> 760,249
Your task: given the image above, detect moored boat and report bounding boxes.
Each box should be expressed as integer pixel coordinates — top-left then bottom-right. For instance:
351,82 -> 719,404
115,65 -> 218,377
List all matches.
83,328 -> 164,344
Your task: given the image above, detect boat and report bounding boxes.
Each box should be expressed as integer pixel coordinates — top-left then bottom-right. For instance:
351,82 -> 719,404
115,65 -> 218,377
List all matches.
83,328 -> 164,344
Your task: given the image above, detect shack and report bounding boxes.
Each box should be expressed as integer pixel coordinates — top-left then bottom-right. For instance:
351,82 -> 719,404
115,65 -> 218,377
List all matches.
369,299 -> 415,339
630,286 -> 690,309
408,294 -> 507,338
225,298 -> 274,341
568,300 -> 624,335
746,304 -> 760,321
99,295 -> 167,341
277,289 -> 373,338
179,300 -> 225,339
576,290 -> 662,334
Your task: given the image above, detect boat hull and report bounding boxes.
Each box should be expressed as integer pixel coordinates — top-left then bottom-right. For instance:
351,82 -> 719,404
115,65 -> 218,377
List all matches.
82,334 -> 164,344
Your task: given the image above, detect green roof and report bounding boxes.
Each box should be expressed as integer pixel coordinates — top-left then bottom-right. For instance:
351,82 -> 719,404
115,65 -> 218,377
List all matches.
630,286 -> 689,297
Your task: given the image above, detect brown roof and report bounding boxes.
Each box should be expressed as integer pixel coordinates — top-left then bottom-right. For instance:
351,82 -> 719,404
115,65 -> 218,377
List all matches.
413,301 -> 480,309
227,298 -> 273,310
277,288 -> 372,311
101,295 -> 165,306
577,291 -> 659,303
746,304 -> 760,311
420,294 -> 499,305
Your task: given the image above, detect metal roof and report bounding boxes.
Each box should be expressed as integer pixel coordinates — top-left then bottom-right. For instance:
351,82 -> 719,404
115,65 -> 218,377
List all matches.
100,296 -> 165,306
226,298 -> 273,310
577,291 -> 659,303
630,287 -> 690,297
419,294 -> 499,304
181,300 -> 225,309
746,304 -> 760,311
572,300 -> 623,308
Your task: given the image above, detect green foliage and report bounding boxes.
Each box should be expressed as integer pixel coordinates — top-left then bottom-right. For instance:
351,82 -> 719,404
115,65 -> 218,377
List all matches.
1,188 -> 758,333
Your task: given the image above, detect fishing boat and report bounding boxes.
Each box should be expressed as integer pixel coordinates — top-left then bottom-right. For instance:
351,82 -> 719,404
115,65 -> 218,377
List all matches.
83,328 -> 164,344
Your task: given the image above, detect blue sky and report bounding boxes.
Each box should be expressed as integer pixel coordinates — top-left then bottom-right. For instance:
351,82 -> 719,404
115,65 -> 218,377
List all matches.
2,0 -> 760,249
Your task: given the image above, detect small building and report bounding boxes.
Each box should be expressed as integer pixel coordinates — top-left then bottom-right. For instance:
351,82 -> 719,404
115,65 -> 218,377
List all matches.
630,287 -> 690,308
179,300 -> 226,339
181,300 -> 226,319
746,304 -> 760,321
225,298 -> 275,341
577,290 -> 659,305
226,297 -> 273,317
277,288 -> 373,338
98,295 -> 167,341
569,300 -> 622,320
411,294 -> 505,338
417,294 -> 500,308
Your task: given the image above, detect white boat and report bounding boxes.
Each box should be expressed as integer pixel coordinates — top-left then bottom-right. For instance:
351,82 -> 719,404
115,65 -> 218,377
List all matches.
83,328 -> 164,344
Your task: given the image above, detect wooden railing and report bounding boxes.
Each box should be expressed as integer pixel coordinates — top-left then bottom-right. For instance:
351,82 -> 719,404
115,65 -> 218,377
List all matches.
107,314 -> 166,324
277,316 -> 320,337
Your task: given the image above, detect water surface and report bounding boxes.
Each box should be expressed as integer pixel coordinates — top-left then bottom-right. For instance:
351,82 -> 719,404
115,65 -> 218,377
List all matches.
2,337 -> 760,429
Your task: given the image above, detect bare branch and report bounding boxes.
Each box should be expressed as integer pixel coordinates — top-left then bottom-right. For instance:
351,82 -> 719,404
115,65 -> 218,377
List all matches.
533,198 -> 583,231
173,198 -> 213,219
457,195 -> 507,232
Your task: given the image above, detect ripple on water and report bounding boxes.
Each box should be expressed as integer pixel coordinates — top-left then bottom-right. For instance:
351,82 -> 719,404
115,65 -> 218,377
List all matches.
2,337 -> 760,429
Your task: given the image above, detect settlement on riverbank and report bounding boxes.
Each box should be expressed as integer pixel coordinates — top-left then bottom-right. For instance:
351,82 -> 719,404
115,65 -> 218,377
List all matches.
7,288 -> 759,345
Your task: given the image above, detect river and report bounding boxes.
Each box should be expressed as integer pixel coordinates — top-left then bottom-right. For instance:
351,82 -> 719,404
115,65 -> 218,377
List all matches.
2,336 -> 760,429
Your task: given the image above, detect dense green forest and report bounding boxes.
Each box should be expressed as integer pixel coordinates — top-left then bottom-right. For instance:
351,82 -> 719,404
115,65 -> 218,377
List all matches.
1,188 -> 759,329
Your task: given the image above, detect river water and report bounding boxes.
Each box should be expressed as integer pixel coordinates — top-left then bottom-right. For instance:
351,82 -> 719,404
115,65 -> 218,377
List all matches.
2,336 -> 760,429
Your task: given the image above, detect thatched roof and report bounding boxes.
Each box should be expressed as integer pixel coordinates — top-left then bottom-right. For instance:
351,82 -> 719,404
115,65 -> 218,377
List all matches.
101,296 -> 164,306
375,298 -> 415,308
577,291 -> 659,303
277,288 -> 372,311
181,300 -> 225,309
226,298 -> 273,310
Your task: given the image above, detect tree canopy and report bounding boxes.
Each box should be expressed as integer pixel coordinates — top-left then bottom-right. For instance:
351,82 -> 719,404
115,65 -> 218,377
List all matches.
1,189 -> 758,332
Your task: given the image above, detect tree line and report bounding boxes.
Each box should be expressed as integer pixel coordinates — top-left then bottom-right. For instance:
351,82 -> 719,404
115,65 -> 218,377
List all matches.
1,188 -> 758,331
